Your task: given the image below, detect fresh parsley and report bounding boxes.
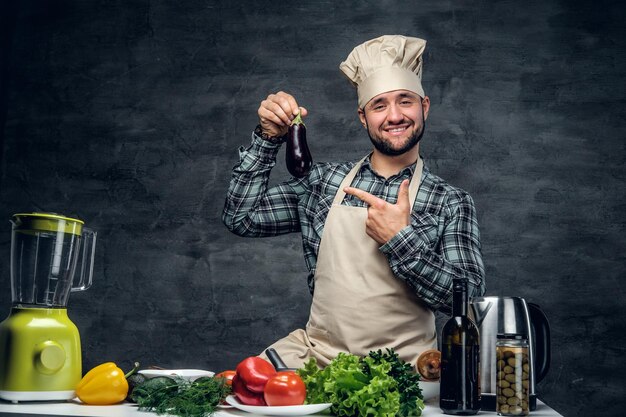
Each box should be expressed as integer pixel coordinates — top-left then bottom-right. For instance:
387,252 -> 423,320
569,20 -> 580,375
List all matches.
133,376 -> 230,417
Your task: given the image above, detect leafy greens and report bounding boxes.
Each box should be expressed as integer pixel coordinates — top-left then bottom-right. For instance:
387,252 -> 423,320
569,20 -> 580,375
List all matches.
297,348 -> 425,417
133,376 -> 230,417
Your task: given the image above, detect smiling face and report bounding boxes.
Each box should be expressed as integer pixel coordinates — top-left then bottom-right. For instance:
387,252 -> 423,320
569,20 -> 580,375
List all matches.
358,90 -> 430,157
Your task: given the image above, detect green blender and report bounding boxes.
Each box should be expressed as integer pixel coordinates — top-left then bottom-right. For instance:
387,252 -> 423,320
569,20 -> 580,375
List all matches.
0,213 -> 96,402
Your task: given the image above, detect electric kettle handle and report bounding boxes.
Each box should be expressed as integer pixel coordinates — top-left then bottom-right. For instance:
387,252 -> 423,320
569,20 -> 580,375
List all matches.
528,302 -> 551,383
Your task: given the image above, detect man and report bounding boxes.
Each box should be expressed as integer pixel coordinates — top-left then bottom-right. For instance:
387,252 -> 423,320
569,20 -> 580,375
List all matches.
223,35 -> 485,369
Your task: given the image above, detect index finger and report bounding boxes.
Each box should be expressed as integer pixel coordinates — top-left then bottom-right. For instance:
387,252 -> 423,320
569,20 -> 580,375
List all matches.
344,187 -> 385,207
275,91 -> 301,119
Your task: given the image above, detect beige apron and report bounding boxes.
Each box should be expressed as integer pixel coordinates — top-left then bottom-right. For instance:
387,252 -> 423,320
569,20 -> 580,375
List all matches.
263,156 -> 436,368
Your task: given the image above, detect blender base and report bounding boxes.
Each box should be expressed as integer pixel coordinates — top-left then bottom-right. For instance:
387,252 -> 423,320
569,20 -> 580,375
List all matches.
0,308 -> 82,398
0,390 -> 75,403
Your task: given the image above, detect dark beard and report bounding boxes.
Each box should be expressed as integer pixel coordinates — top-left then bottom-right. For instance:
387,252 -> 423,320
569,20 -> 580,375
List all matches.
367,120 -> 426,156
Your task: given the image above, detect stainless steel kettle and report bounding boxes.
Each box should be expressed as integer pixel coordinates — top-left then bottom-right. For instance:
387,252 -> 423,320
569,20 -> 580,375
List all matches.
469,296 -> 550,411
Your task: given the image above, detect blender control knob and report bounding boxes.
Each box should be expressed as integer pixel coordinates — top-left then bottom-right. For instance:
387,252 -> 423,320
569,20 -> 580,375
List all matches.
35,341 -> 66,374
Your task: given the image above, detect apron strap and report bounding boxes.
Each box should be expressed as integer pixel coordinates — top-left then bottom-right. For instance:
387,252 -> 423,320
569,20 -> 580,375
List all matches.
332,155 -> 424,210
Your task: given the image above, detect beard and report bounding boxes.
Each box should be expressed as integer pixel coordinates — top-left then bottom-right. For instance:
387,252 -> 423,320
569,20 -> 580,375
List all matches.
366,119 -> 426,156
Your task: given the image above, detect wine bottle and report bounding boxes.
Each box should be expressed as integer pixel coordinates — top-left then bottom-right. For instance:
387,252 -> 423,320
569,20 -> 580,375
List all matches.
440,278 -> 481,415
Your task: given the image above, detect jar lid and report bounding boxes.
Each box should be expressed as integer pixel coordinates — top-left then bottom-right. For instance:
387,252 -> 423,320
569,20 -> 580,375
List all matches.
497,333 -> 526,340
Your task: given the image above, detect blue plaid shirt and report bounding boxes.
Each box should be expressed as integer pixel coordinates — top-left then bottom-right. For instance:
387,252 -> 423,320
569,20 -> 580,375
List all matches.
223,132 -> 485,311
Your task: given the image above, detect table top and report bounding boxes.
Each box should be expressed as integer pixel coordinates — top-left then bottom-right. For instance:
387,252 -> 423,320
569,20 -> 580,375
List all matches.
0,399 -> 563,417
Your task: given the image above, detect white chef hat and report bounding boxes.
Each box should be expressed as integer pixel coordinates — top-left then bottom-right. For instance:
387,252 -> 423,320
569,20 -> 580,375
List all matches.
339,35 -> 427,108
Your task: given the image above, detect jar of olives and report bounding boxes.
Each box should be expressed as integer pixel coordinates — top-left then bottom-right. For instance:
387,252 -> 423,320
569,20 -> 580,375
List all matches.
496,334 -> 530,416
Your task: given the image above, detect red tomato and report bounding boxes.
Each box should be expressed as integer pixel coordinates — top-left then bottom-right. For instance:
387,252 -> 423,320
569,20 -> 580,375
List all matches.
215,370 -> 236,386
235,357 -> 276,393
263,371 -> 306,406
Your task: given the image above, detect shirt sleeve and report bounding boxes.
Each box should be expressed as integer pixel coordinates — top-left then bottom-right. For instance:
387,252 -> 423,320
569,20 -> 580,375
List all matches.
380,193 -> 486,312
222,132 -> 302,236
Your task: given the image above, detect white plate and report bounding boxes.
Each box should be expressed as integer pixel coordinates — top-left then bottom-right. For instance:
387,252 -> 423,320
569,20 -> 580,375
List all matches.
225,395 -> 332,416
138,369 -> 214,381
420,380 -> 440,401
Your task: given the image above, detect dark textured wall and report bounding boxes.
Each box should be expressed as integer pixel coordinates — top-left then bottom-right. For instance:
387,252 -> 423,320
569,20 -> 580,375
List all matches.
1,1 -> 625,416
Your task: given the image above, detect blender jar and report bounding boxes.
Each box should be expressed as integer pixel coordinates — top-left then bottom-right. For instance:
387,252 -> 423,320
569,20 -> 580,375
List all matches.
10,213 -> 96,307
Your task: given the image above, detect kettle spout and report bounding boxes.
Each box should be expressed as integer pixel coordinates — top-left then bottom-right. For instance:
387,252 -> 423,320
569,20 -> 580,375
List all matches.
470,298 -> 493,327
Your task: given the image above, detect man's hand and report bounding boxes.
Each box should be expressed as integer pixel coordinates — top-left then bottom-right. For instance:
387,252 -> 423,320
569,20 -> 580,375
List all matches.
258,91 -> 308,138
344,179 -> 411,245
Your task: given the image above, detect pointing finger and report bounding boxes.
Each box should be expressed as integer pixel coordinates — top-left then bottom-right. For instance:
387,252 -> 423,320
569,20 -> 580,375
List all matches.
344,187 -> 385,208
396,179 -> 410,208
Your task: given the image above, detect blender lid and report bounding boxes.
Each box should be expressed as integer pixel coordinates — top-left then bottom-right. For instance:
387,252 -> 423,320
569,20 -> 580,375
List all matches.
12,212 -> 84,236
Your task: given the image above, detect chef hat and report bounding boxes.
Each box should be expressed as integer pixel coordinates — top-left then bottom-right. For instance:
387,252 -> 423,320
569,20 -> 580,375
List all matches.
339,35 -> 427,108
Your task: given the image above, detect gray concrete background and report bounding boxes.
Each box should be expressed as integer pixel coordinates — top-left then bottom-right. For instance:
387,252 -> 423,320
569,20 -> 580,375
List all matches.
0,1 -> 624,416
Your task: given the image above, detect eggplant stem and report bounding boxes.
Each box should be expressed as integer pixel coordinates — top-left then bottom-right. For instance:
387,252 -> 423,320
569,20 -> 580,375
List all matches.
291,112 -> 305,127
125,361 -> 140,378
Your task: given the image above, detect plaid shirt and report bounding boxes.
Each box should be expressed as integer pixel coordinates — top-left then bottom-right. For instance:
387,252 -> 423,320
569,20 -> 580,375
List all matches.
223,132 -> 485,312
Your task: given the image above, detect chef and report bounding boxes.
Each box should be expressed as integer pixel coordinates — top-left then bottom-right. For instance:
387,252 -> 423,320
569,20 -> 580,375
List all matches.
222,35 -> 485,368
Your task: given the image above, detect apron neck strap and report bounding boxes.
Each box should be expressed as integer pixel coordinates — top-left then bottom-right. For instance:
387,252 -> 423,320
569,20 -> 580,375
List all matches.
333,155 -> 424,209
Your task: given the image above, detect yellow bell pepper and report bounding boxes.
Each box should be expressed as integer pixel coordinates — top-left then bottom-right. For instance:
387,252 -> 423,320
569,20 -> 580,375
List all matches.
76,362 -> 133,405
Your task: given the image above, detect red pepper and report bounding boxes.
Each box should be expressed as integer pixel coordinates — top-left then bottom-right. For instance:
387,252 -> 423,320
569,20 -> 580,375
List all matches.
235,357 -> 276,393
232,374 -> 266,406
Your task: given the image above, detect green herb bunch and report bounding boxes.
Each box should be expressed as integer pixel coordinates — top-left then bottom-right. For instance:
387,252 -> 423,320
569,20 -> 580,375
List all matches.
367,349 -> 424,417
132,376 -> 230,417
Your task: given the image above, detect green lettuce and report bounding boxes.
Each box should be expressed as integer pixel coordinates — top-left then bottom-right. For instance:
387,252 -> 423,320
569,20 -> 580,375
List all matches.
297,349 -> 424,417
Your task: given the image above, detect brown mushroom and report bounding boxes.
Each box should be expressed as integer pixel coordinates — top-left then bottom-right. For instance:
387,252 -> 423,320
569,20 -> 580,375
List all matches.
416,349 -> 441,381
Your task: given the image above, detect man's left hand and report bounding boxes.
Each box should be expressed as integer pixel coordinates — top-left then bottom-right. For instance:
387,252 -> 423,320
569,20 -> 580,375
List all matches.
344,179 -> 411,245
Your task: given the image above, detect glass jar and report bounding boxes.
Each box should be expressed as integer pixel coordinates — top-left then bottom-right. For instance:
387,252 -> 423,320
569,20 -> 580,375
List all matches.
496,334 -> 530,416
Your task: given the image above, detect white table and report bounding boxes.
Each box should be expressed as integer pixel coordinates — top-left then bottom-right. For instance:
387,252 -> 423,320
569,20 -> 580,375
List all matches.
0,399 -> 563,417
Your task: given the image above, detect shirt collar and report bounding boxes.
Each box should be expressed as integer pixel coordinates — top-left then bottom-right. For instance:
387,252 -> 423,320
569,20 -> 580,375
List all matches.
361,153 -> 418,179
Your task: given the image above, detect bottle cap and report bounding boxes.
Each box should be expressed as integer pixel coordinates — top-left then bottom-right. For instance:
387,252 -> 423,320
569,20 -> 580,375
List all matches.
452,278 -> 469,291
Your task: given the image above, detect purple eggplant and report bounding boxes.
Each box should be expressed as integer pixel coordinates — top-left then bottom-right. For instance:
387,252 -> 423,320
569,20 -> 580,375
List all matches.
286,113 -> 312,178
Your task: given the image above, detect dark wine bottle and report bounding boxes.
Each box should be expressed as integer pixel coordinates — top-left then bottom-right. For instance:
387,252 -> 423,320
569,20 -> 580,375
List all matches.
440,278 -> 481,415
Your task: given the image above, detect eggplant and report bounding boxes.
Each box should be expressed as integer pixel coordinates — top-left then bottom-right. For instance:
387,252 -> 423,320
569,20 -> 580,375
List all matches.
286,113 -> 312,178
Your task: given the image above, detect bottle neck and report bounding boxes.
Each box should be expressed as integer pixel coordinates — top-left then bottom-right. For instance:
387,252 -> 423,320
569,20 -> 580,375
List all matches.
452,281 -> 468,317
